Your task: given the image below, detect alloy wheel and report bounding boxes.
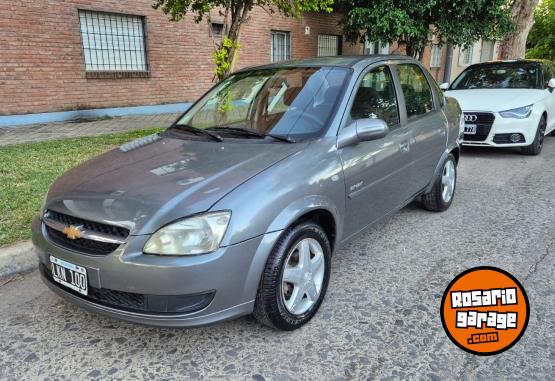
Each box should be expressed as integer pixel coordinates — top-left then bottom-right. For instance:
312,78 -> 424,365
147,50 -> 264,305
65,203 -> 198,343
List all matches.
441,160 -> 456,203
281,238 -> 326,315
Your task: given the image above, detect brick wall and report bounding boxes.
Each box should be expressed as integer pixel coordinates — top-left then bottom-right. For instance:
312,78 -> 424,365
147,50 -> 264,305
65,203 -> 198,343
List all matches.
0,0 -> 363,116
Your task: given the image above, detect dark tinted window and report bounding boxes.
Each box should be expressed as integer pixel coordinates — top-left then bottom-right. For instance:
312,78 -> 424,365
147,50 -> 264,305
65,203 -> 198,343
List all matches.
451,63 -> 542,90
350,66 -> 399,126
397,64 -> 434,118
543,62 -> 554,87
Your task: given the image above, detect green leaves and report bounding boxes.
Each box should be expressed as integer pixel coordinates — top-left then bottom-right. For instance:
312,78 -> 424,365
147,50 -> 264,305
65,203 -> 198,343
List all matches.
213,37 -> 240,80
526,0 -> 555,60
342,0 -> 513,57
154,0 -> 334,79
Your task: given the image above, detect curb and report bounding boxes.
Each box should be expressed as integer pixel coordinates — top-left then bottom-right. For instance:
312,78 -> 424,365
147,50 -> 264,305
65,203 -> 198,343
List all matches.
0,241 -> 37,281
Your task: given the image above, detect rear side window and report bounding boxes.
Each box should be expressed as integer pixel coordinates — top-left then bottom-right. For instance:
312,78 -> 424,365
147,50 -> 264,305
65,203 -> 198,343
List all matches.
397,64 -> 434,118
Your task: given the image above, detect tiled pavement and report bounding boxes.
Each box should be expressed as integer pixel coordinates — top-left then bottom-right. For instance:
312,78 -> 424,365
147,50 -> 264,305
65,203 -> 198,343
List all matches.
0,113 -> 180,146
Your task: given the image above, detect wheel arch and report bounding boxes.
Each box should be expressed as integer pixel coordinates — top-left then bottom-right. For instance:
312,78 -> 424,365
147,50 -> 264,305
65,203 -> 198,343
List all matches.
424,147 -> 458,194
265,196 -> 342,253
450,146 -> 460,164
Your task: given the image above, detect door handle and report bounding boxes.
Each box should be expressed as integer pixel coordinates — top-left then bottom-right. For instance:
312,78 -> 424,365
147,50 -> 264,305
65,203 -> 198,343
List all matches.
399,142 -> 410,153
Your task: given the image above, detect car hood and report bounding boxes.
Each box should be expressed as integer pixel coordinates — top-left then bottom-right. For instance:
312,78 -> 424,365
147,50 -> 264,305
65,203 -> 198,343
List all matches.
46,133 -> 307,235
444,89 -> 546,112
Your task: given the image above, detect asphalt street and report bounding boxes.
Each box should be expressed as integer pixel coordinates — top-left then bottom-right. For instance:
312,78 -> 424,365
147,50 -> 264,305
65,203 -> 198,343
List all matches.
0,139 -> 554,380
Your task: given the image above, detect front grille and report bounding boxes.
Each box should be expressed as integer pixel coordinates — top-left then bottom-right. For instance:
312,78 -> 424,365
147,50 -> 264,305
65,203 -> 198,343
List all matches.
45,225 -> 121,255
44,210 -> 129,255
40,264 -> 214,314
47,210 -> 129,238
464,112 -> 495,142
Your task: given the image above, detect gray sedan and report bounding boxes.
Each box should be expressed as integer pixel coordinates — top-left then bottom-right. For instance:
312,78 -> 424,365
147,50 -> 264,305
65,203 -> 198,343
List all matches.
32,56 -> 461,330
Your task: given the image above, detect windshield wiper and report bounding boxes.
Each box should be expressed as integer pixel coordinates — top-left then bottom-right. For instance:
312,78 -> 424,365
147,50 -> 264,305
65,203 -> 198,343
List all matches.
207,126 -> 295,143
171,124 -> 224,142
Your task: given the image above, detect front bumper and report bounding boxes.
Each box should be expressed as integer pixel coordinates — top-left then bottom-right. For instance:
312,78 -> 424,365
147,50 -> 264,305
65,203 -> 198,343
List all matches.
32,217 -> 281,327
462,111 -> 540,148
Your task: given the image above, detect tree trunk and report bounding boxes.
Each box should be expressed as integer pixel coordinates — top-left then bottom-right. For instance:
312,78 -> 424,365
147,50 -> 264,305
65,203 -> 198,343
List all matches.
500,0 -> 540,59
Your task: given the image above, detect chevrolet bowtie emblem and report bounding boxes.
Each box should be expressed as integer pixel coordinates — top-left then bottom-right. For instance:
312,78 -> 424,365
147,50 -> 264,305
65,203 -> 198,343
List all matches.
62,225 -> 83,240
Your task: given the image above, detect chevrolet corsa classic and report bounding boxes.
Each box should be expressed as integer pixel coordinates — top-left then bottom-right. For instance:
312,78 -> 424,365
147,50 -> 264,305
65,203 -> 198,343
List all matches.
33,56 -> 462,330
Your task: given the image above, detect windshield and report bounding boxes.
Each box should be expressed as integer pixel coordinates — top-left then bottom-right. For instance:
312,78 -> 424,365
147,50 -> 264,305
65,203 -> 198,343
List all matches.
450,63 -> 542,90
174,67 -> 350,139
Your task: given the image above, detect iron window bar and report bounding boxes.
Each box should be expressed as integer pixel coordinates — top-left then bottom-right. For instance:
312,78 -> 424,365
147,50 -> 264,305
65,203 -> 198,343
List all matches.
78,9 -> 149,78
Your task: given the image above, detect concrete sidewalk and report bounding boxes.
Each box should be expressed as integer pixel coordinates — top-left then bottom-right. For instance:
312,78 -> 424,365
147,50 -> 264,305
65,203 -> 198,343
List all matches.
0,113 -> 179,146
0,242 -> 35,281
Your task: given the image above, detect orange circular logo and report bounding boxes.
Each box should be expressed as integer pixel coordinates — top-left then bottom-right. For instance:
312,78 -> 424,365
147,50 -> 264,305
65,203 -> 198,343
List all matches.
440,266 -> 529,356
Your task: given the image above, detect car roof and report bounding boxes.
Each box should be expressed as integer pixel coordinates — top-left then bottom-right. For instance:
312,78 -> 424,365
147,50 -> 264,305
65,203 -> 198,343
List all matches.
237,55 -> 418,72
466,59 -> 546,68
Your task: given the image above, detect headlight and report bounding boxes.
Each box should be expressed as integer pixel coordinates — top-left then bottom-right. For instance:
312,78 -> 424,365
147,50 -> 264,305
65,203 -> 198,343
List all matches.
499,105 -> 533,119
143,211 -> 231,256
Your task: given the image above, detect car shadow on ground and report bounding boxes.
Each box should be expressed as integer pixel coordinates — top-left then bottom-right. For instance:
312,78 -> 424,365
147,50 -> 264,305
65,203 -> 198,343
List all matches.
460,145 -> 527,157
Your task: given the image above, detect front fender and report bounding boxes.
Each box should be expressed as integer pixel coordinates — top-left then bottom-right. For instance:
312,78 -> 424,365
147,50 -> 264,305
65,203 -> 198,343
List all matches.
212,138 -> 346,248
265,194 -> 343,243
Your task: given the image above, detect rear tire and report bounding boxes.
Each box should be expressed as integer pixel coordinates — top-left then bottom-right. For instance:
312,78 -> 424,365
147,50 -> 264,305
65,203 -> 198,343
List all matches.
253,222 -> 331,330
521,116 -> 546,155
420,154 -> 457,212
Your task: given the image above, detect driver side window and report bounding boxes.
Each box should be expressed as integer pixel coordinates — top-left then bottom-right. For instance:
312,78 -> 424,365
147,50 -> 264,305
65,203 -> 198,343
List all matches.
350,66 -> 399,126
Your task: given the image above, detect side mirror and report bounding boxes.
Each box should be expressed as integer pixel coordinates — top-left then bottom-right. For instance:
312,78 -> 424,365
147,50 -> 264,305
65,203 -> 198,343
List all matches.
548,78 -> 555,92
337,118 -> 389,148
439,82 -> 450,91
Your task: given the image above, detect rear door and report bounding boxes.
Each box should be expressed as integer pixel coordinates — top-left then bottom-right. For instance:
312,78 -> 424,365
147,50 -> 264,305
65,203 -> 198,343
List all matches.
395,63 -> 446,193
338,64 -> 413,237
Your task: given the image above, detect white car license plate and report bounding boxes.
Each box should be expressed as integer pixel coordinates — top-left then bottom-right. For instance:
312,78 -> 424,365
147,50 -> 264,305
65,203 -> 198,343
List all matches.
50,256 -> 88,295
464,124 -> 477,134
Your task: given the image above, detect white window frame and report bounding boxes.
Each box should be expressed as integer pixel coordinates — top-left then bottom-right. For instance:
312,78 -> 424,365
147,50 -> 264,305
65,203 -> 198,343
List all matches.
364,38 -> 390,55
318,34 -> 341,56
459,45 -> 474,66
78,10 -> 149,75
270,31 -> 291,63
430,44 -> 442,68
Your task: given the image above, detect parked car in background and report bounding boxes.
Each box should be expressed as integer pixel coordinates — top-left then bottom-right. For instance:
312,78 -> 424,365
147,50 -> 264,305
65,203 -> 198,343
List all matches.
33,56 -> 461,330
442,59 -> 555,155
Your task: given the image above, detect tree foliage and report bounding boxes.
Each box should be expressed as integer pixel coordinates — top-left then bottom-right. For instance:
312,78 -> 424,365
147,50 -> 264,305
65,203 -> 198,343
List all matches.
526,0 -> 555,60
153,0 -> 333,80
342,0 -> 514,58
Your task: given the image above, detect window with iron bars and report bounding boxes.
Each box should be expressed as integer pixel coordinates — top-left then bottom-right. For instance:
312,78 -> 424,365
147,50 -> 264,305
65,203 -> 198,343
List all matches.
78,10 -> 149,77
271,31 -> 291,63
211,23 -> 224,39
318,34 -> 341,56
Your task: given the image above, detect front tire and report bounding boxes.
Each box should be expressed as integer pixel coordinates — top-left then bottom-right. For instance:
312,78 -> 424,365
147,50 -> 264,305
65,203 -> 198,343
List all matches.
253,222 -> 331,330
521,115 -> 546,155
420,154 -> 457,212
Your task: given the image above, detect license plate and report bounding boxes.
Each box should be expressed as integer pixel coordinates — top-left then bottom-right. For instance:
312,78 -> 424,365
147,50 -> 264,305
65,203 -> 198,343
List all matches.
50,256 -> 88,295
464,124 -> 477,134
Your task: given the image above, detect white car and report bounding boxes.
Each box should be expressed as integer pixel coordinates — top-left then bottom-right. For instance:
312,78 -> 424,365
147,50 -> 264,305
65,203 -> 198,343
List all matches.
442,60 -> 555,155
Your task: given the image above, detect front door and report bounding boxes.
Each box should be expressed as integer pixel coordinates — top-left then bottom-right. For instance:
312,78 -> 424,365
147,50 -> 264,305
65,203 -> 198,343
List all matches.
338,65 -> 413,238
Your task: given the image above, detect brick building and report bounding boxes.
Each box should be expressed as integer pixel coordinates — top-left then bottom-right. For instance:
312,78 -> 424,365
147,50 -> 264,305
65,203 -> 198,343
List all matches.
0,1 -> 499,127
0,0 -> 365,123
